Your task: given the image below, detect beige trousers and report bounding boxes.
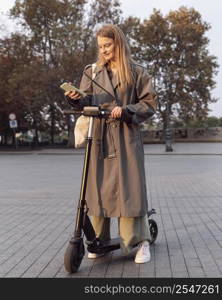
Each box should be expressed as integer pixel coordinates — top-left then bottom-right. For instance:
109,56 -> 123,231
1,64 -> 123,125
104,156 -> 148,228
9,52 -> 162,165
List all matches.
91,215 -> 151,255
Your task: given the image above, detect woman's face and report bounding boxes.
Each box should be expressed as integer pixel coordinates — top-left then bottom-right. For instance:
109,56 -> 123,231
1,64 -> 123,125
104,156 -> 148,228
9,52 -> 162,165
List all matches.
97,36 -> 115,62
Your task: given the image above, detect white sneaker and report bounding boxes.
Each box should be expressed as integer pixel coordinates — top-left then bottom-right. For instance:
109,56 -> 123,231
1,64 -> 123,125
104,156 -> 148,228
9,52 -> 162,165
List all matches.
87,252 -> 105,259
134,241 -> 151,264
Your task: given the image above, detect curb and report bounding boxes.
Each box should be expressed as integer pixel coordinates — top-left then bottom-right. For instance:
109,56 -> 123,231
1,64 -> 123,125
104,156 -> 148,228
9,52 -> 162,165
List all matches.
0,152 -> 221,155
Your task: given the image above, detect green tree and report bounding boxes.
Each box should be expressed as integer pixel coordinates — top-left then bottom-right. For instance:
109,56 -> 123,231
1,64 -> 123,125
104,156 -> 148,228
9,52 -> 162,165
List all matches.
9,0 -> 122,145
0,34 -> 39,141
205,116 -> 220,127
10,0 -> 87,143
219,117 -> 222,127
124,7 -> 219,129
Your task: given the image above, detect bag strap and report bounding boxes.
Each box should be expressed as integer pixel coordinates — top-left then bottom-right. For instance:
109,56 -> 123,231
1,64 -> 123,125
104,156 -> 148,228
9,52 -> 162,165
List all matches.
92,63 -> 96,79
109,75 -> 121,106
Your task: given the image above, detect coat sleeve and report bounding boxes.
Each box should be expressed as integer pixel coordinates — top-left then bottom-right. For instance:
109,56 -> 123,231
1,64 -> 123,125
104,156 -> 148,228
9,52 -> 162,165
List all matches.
126,67 -> 157,124
66,65 -> 93,109
79,65 -> 93,94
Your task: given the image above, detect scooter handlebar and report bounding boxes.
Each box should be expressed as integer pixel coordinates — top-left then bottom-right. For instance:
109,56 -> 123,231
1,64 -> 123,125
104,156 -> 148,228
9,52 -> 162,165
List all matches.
63,106 -> 111,117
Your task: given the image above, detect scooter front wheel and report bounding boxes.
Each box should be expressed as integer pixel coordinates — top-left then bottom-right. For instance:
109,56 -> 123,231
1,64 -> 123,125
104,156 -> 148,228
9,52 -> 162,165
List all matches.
64,238 -> 85,273
148,219 -> 158,245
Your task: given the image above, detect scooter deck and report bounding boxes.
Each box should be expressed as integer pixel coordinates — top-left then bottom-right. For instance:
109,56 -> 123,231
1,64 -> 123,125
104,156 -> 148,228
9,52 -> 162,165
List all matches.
87,237 -> 121,254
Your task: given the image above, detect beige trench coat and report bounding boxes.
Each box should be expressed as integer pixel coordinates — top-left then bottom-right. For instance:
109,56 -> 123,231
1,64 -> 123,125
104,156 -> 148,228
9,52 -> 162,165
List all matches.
75,63 -> 157,217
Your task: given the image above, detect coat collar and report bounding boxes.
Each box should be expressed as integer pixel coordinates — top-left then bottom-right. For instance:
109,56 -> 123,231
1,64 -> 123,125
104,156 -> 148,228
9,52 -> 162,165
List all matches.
93,64 -> 119,99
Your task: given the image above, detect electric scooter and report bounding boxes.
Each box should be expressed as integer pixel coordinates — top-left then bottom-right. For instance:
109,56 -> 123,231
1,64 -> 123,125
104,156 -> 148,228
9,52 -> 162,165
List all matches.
63,106 -> 158,273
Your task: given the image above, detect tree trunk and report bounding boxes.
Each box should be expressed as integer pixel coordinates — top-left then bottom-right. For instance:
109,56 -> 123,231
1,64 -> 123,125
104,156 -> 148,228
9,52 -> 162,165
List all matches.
50,104 -> 55,145
33,119 -> 39,146
4,132 -> 9,146
67,115 -> 75,148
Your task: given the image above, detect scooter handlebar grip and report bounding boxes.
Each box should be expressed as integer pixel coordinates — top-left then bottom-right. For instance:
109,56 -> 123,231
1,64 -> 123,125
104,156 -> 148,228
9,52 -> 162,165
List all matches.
63,107 -> 111,117
63,109 -> 83,115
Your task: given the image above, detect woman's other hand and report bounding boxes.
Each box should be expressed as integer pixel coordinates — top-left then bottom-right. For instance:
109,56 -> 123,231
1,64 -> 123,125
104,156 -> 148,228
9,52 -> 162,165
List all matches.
111,106 -> 122,119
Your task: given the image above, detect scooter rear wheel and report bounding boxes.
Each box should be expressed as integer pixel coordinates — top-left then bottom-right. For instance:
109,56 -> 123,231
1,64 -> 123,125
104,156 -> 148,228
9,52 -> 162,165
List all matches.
148,219 -> 158,244
64,238 -> 85,273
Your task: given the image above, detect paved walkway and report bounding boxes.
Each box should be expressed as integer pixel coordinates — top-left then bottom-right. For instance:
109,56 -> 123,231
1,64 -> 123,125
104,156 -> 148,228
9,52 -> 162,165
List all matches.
0,143 -> 222,278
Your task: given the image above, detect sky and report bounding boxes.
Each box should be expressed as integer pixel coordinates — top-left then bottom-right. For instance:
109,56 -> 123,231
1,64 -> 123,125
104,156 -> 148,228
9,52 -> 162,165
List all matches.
0,0 -> 221,117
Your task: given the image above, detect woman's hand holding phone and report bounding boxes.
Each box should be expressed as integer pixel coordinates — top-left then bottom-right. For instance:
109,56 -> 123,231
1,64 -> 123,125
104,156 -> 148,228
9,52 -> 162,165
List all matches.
65,89 -> 81,100
60,82 -> 86,100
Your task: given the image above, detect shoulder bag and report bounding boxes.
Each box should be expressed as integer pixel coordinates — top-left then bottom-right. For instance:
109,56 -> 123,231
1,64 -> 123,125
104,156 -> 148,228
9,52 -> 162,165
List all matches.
74,63 -> 96,148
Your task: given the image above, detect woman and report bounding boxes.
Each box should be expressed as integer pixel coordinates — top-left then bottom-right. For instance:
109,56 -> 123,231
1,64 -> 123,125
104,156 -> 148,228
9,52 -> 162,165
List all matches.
65,24 -> 157,264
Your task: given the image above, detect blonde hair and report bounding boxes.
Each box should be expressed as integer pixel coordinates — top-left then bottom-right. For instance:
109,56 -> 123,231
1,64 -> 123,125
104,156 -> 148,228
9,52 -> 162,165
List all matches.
96,24 -> 135,89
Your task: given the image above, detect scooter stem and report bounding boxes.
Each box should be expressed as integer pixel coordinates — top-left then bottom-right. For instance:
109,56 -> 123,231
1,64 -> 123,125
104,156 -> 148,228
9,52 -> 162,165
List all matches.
74,116 -> 94,239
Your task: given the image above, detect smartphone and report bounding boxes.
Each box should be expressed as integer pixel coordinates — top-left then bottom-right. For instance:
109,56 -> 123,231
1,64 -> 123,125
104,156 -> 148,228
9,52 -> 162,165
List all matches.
60,82 -> 87,97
